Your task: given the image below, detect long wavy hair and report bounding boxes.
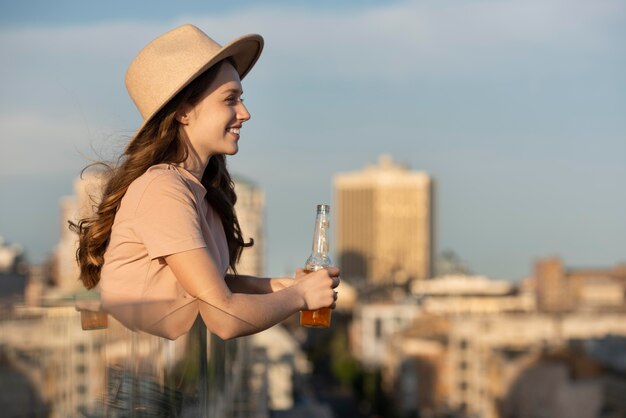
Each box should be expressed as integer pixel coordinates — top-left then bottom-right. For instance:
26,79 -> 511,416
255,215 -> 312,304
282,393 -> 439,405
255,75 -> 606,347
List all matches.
70,60 -> 252,289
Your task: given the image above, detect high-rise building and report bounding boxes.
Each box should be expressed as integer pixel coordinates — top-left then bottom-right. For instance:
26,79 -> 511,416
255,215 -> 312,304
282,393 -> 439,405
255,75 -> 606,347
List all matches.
334,155 -> 434,284
233,176 -> 265,277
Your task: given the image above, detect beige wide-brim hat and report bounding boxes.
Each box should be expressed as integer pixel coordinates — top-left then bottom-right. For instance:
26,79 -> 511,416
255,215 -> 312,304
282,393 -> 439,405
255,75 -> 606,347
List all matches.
125,24 -> 263,148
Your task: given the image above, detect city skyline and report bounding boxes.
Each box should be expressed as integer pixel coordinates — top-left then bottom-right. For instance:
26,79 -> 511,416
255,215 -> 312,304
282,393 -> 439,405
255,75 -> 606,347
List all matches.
1,0 -> 625,281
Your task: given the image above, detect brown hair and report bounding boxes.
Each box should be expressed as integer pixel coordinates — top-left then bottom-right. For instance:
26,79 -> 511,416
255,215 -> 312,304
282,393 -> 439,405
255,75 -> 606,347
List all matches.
70,60 -> 251,289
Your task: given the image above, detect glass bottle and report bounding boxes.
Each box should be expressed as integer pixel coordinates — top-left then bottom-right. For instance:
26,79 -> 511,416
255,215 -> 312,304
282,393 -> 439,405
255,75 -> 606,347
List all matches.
300,204 -> 333,328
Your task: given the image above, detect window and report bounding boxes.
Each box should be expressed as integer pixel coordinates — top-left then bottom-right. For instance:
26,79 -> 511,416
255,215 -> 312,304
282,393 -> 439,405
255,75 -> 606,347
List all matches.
458,339 -> 468,350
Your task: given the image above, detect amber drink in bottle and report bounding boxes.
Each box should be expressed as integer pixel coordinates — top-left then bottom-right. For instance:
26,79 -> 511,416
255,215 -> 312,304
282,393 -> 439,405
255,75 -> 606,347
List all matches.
300,204 -> 333,328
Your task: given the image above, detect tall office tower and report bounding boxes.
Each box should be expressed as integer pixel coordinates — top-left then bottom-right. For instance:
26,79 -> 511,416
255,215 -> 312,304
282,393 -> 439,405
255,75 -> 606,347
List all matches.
233,176 -> 265,277
334,155 -> 434,284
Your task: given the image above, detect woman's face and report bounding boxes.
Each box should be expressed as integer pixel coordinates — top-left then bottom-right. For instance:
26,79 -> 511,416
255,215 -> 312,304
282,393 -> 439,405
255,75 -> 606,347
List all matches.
179,61 -> 251,158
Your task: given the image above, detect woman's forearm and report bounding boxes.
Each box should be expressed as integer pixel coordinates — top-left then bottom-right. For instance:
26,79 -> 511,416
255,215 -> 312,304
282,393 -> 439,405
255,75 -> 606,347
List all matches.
197,284 -> 303,339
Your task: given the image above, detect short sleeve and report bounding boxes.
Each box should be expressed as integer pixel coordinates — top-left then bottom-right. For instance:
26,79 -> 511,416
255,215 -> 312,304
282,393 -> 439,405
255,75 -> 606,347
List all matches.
133,172 -> 206,259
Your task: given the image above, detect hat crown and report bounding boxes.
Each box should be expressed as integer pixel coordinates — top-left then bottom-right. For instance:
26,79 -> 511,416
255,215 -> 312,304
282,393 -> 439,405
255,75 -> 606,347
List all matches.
125,25 -> 223,120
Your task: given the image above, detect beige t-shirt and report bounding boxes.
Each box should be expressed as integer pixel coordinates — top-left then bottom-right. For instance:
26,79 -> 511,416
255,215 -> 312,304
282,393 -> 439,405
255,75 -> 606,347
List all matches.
99,163 -> 229,339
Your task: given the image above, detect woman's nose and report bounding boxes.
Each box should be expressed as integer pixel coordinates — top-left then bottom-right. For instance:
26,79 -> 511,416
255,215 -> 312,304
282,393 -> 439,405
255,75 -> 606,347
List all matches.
238,102 -> 251,122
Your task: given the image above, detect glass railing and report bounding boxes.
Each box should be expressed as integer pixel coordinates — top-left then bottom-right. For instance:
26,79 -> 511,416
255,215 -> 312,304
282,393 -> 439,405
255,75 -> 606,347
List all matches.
0,298 -> 257,418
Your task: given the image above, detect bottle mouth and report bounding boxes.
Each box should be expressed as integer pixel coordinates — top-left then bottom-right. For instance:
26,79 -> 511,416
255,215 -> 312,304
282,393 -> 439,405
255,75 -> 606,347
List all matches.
317,204 -> 330,213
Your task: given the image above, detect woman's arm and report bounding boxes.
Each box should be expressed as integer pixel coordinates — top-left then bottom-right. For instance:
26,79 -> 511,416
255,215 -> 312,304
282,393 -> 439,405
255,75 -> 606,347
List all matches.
165,248 -> 339,340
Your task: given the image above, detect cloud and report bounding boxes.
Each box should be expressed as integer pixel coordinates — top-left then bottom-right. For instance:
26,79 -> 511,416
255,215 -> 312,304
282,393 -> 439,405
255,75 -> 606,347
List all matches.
1,0 -> 622,95
190,0 -> 625,80
0,111 -> 108,176
0,0 -> 623,178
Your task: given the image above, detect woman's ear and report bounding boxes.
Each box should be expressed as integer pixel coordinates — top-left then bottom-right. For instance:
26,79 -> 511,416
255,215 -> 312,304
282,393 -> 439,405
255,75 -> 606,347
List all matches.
175,111 -> 188,125
175,104 -> 191,125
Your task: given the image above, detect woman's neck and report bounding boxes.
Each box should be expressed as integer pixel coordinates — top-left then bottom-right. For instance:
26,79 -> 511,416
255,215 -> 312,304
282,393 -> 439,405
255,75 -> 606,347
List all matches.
179,146 -> 212,181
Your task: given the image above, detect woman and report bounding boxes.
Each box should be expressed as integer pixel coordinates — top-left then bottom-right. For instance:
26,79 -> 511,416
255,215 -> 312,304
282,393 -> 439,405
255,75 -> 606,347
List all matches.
71,24 -> 339,340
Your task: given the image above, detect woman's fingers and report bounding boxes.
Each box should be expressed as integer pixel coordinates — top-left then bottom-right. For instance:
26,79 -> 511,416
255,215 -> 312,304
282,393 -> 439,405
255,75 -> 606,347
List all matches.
326,266 -> 340,277
293,267 -> 341,310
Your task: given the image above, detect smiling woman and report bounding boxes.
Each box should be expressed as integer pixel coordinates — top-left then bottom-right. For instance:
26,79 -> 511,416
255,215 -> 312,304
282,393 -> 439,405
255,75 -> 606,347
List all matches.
69,24 -> 340,340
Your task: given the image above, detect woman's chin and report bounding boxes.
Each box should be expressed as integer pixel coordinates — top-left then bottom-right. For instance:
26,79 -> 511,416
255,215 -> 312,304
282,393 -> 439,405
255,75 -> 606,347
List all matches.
227,144 -> 239,155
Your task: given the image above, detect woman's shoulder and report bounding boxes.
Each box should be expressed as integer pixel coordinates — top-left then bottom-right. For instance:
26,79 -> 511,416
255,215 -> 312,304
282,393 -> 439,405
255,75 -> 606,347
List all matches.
145,163 -> 183,179
126,164 -> 193,200
133,164 -> 186,187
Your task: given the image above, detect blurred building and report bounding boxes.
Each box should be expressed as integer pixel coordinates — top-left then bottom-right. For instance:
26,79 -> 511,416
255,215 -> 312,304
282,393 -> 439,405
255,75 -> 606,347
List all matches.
534,257 -> 626,313
0,305 -> 106,417
385,312 -> 626,418
1,172 -> 110,416
435,249 -> 471,276
53,171 -> 107,294
351,301 -> 422,369
334,154 -> 434,284
351,274 -> 533,369
410,274 -> 536,315
250,326 -> 311,411
24,262 -> 53,307
0,237 -> 28,302
500,356 -> 603,418
0,302 -> 271,417
583,335 -> 626,417
349,261 -> 626,418
233,176 -> 265,277
0,236 -> 26,274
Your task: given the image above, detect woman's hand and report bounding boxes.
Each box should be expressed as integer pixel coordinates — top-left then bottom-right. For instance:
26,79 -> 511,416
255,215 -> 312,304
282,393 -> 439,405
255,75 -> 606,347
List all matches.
293,267 -> 340,310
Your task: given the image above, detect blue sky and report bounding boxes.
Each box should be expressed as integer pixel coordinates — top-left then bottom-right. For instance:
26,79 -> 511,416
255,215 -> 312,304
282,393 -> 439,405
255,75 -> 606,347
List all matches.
1,0 -> 625,280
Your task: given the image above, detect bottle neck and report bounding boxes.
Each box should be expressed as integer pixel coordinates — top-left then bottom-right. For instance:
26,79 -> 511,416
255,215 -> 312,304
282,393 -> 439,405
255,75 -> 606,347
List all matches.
311,212 -> 329,256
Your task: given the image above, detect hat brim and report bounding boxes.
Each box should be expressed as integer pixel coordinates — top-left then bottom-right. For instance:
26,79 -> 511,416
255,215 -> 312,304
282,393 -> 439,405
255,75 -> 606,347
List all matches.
127,34 -> 263,151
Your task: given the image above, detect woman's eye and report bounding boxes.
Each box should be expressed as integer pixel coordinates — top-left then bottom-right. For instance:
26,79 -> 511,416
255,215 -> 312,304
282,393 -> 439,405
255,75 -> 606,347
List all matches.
226,96 -> 244,105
